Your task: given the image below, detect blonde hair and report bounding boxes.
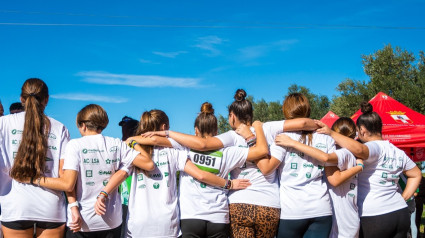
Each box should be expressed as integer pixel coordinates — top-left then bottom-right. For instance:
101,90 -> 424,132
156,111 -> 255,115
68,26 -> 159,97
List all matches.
283,93 -> 312,145
76,104 -> 109,131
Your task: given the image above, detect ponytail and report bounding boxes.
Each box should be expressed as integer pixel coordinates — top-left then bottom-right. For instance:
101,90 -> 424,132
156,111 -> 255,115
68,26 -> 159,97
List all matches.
195,102 -> 217,137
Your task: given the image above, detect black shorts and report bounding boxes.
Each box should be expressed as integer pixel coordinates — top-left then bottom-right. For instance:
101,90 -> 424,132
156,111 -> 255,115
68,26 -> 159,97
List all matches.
1,220 -> 65,230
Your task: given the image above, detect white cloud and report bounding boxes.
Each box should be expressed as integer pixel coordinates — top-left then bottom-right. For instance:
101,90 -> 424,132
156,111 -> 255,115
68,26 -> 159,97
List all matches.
152,51 -> 187,58
77,71 -> 201,88
139,59 -> 160,64
194,35 -> 225,56
51,93 -> 128,103
238,39 -> 298,61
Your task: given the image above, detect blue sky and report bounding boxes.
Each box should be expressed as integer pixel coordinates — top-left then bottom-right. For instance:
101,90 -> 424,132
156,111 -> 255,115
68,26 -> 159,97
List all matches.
1,0 -> 424,139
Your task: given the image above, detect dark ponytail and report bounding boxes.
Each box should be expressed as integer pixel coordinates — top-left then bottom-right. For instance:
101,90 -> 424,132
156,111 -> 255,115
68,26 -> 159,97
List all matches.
195,102 -> 217,137
10,78 -> 50,180
356,102 -> 382,135
228,89 -> 253,125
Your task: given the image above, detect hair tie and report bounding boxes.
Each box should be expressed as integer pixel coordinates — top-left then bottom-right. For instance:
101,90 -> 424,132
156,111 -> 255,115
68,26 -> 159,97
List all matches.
29,93 -> 36,96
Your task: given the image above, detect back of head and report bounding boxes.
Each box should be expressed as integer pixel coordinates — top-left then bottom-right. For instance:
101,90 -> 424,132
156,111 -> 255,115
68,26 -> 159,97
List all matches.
228,89 -> 253,125
331,117 -> 356,139
136,109 -> 169,135
77,104 -> 109,131
195,102 -> 217,137
119,116 -> 139,140
9,102 -> 24,114
283,93 -> 311,119
356,102 -> 382,135
10,78 -> 50,180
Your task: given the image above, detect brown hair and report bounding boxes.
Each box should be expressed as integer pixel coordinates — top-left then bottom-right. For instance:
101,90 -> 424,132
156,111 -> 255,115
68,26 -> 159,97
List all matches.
76,104 -> 109,131
331,117 -> 356,139
10,78 -> 50,180
195,102 -> 218,137
356,102 -> 382,135
228,89 -> 253,125
135,110 -> 169,155
283,93 -> 312,145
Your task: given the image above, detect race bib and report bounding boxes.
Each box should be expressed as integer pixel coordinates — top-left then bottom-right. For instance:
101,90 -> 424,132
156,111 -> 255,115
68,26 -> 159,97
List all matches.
189,150 -> 223,174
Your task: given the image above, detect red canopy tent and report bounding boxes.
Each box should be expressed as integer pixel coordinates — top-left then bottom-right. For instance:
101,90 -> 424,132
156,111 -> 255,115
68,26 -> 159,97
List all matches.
351,92 -> 425,162
320,111 -> 340,128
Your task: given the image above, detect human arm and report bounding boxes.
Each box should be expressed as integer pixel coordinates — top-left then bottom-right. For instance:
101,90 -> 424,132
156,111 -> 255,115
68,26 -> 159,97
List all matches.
130,143 -> 155,171
184,160 -> 251,189
13,169 -> 79,192
246,121 -> 269,161
66,190 -> 82,232
255,155 -> 282,176
315,120 -> 369,159
401,166 -> 422,201
283,118 -> 319,131
325,159 -> 364,187
94,169 -> 129,215
127,135 -> 172,147
142,130 -> 224,151
275,134 -> 338,164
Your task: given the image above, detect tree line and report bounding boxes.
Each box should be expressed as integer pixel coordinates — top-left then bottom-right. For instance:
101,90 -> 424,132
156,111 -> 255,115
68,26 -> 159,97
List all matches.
218,44 -> 425,133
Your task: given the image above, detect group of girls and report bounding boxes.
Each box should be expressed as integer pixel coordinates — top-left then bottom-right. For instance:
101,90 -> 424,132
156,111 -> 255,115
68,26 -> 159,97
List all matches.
0,78 -> 422,238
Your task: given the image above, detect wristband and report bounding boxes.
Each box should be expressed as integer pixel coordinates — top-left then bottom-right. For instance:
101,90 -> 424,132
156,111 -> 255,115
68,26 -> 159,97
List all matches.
128,140 -> 138,149
36,177 -> 42,187
223,179 -> 232,190
245,135 -> 256,141
98,190 -> 109,199
68,201 -> 79,208
247,136 -> 257,147
357,163 -> 364,171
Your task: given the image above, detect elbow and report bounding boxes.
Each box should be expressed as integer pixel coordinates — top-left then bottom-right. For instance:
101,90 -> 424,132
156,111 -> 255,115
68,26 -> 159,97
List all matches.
327,179 -> 341,187
64,183 -> 75,193
145,161 -> 156,172
193,173 -> 206,182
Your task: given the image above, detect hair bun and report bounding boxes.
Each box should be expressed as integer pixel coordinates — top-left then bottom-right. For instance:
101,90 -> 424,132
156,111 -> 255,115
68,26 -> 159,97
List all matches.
201,102 -> 214,114
234,89 -> 247,102
360,101 -> 373,114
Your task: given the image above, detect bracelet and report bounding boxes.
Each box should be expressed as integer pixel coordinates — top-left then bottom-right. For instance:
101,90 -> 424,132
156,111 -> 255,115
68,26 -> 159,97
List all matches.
247,136 -> 257,147
30,177 -> 34,185
128,140 -> 138,149
36,177 -> 42,187
357,163 -> 364,171
68,201 -> 79,208
165,130 -> 169,138
223,179 -> 232,190
245,135 -> 256,141
98,190 -> 109,199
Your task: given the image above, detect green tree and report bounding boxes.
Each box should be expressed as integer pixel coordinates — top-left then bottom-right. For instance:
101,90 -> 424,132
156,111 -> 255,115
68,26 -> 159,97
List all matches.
331,44 -> 425,116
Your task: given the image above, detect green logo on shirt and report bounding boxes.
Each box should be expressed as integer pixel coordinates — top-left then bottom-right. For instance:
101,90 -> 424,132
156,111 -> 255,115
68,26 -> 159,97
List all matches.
315,143 -> 326,149
103,180 -> 108,186
11,129 -> 23,135
303,163 -> 313,168
200,182 -> 206,188
153,182 -> 160,189
290,173 -> 298,177
382,172 -> 388,178
83,149 -> 88,154
48,133 -> 57,140
137,174 -> 144,181
109,146 -> 118,152
306,172 -> 311,178
99,170 -> 112,175
350,183 -> 356,190
291,163 -> 298,169
106,159 -> 111,164
86,170 -> 93,177
86,182 -> 95,186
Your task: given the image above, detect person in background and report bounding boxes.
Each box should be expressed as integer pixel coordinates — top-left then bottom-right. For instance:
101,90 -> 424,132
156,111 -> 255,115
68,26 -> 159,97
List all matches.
399,173 -> 419,238
0,100 -> 4,116
415,176 -> 425,238
9,102 -> 24,114
118,116 -> 139,238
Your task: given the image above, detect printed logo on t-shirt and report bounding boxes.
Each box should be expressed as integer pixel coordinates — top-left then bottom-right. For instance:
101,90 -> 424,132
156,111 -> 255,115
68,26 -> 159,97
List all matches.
303,163 -> 313,168
109,146 -> 118,152
13,152 -> 17,158
306,172 -> 311,178
200,182 -> 207,188
381,172 -> 388,178
86,181 -> 95,186
379,180 -> 386,185
46,157 -> 53,161
155,161 -> 170,167
99,170 -> 112,175
290,152 -> 303,157
137,174 -> 144,181
153,182 -> 160,189
48,145 -> 57,150
82,148 -> 105,154
48,133 -> 57,140
12,139 -> 20,145
11,129 -> 23,135
350,183 -> 356,190
290,173 -> 298,177
86,170 -> 93,177
291,163 -> 298,169
138,184 -> 146,189
159,151 -> 168,157
348,193 -> 355,197
103,180 -> 108,186
315,143 -> 327,149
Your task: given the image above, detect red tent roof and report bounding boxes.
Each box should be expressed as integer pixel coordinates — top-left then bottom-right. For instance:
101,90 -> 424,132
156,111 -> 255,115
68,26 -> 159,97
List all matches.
351,92 -> 425,161
320,111 -> 340,128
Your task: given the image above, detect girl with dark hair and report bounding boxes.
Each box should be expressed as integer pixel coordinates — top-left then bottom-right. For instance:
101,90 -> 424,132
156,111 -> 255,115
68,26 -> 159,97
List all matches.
0,78 -> 70,238
15,104 -> 155,238
95,108 -> 267,238
275,117 -> 364,237
315,102 -> 421,238
254,93 -> 335,238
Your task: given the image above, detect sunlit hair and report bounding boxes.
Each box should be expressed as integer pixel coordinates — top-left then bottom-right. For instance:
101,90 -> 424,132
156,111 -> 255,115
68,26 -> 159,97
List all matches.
356,102 -> 382,135
331,117 -> 356,139
195,102 -> 217,137
76,104 -> 109,131
10,78 -> 50,181
136,110 -> 169,155
283,93 -> 312,145
228,89 -> 253,125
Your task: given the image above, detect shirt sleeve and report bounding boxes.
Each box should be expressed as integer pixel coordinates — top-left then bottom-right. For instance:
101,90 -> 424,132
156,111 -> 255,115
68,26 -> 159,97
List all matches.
335,148 -> 354,171
62,141 -> 80,172
404,155 -> 417,171
169,148 -> 189,172
270,143 -> 287,162
118,140 -> 140,174
169,138 -> 186,150
366,141 -> 381,162
59,126 -> 70,159
264,120 -> 284,137
224,147 -> 248,170
215,130 -> 237,148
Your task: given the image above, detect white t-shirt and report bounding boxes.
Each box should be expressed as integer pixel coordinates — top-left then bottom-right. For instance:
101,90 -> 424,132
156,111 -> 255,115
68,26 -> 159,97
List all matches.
215,120 -> 283,208
328,148 -> 360,238
62,134 -> 139,232
270,132 -> 335,219
0,112 -> 69,222
179,147 -> 248,224
126,146 -> 188,238
358,140 -> 417,217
